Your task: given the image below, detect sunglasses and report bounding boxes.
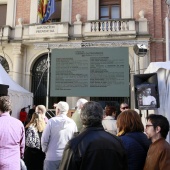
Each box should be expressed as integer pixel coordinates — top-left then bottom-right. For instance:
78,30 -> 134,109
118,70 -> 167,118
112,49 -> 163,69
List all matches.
145,125 -> 154,128
121,106 -> 129,110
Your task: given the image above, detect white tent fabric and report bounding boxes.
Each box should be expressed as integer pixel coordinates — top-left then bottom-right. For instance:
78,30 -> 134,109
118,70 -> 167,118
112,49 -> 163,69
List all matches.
0,64 -> 33,118
144,61 -> 170,143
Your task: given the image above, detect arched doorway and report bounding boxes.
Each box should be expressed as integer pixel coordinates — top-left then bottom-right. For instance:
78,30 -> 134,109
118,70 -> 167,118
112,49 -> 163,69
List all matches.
31,54 -> 66,108
0,56 -> 9,73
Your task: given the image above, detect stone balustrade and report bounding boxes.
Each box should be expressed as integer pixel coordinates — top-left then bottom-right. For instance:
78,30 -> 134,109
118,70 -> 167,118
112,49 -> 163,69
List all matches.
0,26 -> 12,42
0,18 -> 148,43
84,19 -> 136,38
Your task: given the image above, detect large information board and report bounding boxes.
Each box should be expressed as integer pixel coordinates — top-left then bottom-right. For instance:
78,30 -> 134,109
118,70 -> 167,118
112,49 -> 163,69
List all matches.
50,48 -> 129,97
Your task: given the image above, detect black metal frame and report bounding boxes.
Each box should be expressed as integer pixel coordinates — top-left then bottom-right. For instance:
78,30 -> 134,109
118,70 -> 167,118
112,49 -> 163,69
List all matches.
0,56 -> 9,73
31,54 -> 66,108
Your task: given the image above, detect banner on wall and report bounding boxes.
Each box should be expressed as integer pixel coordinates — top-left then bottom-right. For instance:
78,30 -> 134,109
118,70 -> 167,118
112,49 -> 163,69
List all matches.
50,48 -> 129,97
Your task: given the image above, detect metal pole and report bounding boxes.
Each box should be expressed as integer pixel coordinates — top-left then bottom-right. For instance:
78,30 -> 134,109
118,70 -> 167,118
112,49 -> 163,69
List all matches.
165,17 -> 170,61
46,48 -> 50,109
134,53 -> 137,74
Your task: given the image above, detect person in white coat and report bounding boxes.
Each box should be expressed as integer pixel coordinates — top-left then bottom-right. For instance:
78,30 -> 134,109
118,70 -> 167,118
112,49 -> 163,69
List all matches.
41,101 -> 77,170
102,105 -> 117,135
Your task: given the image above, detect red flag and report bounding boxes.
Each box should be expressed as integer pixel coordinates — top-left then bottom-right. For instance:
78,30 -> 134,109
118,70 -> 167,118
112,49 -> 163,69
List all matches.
38,0 -> 48,20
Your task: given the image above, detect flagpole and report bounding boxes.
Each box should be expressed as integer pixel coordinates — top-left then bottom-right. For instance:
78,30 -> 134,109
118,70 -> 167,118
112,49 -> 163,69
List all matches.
46,47 -> 50,109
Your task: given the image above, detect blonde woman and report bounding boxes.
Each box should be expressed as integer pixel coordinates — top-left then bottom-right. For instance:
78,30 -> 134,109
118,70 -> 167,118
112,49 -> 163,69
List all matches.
35,105 -> 48,123
24,113 -> 46,170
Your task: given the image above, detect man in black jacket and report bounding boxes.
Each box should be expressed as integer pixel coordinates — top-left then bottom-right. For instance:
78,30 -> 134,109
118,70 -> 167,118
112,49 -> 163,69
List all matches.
59,101 -> 128,170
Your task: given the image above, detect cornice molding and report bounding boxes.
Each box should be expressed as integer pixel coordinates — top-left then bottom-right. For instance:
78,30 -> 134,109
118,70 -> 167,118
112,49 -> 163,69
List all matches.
34,40 -> 149,49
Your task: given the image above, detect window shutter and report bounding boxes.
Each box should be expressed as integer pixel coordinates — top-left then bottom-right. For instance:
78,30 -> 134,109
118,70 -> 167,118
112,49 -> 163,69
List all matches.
0,4 -> 7,27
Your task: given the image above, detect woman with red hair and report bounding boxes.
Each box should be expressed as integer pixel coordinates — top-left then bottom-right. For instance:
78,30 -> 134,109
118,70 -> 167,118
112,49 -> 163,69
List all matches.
117,109 -> 150,170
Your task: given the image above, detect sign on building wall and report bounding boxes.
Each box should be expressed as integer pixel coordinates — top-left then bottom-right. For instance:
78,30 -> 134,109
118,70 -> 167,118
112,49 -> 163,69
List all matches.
50,48 -> 129,97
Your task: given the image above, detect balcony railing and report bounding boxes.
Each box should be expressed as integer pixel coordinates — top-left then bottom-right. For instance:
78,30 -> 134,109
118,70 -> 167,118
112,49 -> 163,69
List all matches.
84,19 -> 136,38
0,26 -> 12,41
0,18 -> 148,43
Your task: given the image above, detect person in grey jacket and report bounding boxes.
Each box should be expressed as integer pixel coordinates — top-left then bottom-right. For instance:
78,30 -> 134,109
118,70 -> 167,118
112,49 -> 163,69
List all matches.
41,101 -> 77,170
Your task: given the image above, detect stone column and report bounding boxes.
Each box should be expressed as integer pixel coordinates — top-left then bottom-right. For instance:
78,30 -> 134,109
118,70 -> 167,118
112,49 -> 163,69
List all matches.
61,0 -> 72,23
12,43 -> 24,86
30,0 -> 38,24
121,0 -> 133,18
87,0 -> 99,20
6,0 -> 16,27
25,71 -> 31,91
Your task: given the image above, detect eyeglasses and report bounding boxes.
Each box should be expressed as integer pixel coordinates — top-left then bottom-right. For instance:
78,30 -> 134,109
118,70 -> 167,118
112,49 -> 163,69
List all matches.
145,125 -> 154,128
121,107 -> 129,110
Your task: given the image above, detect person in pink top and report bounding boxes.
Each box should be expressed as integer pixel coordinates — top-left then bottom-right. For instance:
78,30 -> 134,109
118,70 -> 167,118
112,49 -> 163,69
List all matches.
0,96 -> 25,170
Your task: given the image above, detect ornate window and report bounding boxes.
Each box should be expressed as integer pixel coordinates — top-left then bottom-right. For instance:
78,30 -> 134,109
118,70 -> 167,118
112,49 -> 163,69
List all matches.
99,0 -> 121,20
31,54 -> 65,108
0,56 -> 9,73
49,0 -> 62,22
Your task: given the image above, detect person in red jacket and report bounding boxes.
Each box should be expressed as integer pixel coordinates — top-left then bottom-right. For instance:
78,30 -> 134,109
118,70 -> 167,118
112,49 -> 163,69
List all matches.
19,107 -> 27,125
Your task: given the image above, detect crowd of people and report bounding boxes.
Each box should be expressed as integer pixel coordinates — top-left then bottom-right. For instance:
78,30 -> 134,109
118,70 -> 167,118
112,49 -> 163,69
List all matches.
0,96 -> 170,170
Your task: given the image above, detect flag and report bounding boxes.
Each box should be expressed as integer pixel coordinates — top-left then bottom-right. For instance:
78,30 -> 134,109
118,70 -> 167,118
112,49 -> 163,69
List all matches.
42,0 -> 56,23
38,0 -> 48,21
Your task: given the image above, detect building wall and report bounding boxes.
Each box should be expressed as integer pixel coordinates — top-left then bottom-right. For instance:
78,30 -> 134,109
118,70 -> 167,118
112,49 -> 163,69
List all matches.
15,0 -> 31,25
0,0 -> 169,108
133,0 -> 166,62
72,0 -> 87,23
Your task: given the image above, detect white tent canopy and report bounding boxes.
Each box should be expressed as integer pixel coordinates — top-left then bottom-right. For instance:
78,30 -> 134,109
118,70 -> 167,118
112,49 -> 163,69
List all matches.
0,64 -> 33,118
144,61 -> 170,143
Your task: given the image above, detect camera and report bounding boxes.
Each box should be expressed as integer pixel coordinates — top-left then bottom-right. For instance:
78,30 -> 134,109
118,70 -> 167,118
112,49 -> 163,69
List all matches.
133,44 -> 148,57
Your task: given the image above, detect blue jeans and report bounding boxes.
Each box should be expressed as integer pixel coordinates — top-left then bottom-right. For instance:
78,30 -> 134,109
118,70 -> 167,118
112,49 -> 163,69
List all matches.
43,160 -> 61,170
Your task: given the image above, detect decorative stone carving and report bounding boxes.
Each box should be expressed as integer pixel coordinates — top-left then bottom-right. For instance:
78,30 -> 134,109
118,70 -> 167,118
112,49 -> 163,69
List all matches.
12,43 -> 24,56
76,14 -> 81,22
139,10 -> 145,19
34,41 -> 149,49
18,18 -> 23,26
138,10 -> 148,33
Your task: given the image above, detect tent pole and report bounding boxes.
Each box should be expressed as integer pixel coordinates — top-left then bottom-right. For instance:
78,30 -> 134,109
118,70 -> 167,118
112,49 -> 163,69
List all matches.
46,47 -> 50,109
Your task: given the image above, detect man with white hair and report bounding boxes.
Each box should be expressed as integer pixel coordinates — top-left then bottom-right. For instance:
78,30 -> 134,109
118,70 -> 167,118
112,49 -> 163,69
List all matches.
72,98 -> 88,132
41,101 -> 77,170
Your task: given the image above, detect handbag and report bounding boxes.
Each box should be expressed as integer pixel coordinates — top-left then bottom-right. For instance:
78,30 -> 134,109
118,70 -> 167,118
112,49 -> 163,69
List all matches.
25,126 -> 40,149
20,159 -> 27,170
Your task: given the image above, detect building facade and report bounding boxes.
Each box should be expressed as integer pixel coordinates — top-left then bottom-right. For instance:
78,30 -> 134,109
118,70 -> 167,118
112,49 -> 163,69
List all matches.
0,0 -> 168,109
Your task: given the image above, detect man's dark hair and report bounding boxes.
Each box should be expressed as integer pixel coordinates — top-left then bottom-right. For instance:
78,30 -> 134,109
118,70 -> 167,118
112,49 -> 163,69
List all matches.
147,114 -> 170,139
80,101 -> 103,127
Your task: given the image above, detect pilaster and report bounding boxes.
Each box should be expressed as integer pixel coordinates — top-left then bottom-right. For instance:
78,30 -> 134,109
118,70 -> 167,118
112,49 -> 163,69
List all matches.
30,0 -> 38,24
6,0 -> 16,27
87,0 -> 99,20
121,0 -> 133,18
12,43 -> 24,85
61,0 -> 72,23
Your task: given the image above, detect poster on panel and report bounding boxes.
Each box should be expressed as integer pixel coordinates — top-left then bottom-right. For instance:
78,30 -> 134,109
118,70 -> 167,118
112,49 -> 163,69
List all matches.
50,48 -> 129,97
